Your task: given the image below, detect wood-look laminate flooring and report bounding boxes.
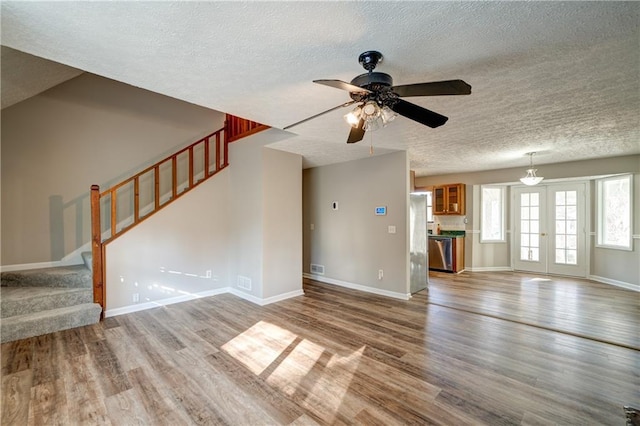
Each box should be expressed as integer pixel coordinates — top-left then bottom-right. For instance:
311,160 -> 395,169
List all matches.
2,272 -> 639,425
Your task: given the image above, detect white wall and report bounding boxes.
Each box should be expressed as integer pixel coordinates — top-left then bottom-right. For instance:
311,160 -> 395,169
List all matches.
228,129 -> 304,303
263,148 -> 303,299
303,151 -> 410,298
1,73 -> 224,266
105,171 -> 230,314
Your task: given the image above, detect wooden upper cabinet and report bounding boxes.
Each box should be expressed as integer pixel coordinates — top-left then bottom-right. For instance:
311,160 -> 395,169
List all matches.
433,183 -> 466,215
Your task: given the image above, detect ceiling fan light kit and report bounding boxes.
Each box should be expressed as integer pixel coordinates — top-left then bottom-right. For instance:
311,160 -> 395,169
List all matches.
286,50 -> 471,144
520,152 -> 544,186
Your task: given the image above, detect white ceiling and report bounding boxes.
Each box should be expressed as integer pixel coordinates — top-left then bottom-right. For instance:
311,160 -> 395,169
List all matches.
1,2 -> 638,176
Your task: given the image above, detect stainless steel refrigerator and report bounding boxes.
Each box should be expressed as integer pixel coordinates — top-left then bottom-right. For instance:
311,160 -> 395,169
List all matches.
409,193 -> 429,293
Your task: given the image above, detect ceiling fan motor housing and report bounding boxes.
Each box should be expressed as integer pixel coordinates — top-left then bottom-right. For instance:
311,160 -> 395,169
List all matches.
349,72 -> 395,104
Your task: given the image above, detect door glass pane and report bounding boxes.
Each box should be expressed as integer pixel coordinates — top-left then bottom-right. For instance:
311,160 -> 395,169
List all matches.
519,191 -> 540,262
554,190 -> 578,265
531,193 -> 539,205
531,221 -> 539,234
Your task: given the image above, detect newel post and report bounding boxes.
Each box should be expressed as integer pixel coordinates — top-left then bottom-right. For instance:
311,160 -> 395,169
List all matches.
90,184 -> 105,317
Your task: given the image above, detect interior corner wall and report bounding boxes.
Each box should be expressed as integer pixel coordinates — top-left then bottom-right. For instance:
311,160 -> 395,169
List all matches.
469,185 -> 511,271
1,73 -> 224,266
303,151 -> 409,296
262,148 -> 302,299
589,173 -> 640,288
104,171 -> 230,313
228,129 -> 303,302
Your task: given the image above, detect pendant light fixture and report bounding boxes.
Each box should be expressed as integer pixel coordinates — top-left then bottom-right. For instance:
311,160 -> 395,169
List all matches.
520,152 -> 544,186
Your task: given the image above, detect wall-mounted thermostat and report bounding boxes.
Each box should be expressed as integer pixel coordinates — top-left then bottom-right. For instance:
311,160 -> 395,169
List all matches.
375,206 -> 387,216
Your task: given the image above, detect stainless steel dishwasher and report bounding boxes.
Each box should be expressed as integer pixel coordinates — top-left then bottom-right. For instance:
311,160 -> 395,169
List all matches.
428,236 -> 453,271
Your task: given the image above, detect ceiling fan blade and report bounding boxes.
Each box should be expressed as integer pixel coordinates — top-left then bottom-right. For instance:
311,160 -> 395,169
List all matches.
283,100 -> 357,130
392,79 -> 471,97
314,79 -> 372,94
346,118 -> 365,144
390,99 -> 449,128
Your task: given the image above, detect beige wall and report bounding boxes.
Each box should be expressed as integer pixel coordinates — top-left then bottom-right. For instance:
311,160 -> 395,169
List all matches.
303,151 -> 410,297
416,155 -> 640,288
1,73 -> 224,266
228,129 -> 304,302
105,171 -> 230,313
263,148 -> 303,299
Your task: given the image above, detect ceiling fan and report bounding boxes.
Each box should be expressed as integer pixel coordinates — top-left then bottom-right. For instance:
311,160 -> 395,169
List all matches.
284,51 -> 471,144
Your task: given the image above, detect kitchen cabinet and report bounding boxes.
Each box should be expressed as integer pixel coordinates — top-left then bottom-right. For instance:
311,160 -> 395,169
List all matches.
453,237 -> 465,273
433,183 -> 466,215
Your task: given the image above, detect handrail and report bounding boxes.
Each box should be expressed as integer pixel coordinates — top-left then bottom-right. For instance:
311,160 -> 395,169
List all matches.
90,114 -> 268,316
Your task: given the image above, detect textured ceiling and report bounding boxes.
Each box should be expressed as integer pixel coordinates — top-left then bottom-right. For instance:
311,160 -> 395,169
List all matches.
1,2 -> 638,176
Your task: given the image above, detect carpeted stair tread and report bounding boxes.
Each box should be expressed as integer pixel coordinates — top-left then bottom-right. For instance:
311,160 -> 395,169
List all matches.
1,303 -> 102,343
1,286 -> 93,318
1,264 -> 91,288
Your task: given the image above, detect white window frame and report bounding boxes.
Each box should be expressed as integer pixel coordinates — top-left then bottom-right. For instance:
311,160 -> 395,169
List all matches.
596,174 -> 633,251
426,191 -> 433,223
480,185 -> 506,243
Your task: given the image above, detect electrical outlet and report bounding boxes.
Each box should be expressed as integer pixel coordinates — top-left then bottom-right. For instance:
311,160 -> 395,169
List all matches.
378,269 -> 384,280
205,270 -> 212,278
133,293 -> 140,303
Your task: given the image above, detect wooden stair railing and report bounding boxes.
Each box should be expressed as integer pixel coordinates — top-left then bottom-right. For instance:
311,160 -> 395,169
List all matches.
90,115 -> 268,316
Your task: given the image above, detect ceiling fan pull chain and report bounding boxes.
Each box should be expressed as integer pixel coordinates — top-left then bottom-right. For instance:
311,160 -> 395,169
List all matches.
369,132 -> 374,155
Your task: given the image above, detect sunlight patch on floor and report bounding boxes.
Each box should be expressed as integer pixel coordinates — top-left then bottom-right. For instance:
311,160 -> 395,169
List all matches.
221,321 -> 298,375
222,320 -> 365,423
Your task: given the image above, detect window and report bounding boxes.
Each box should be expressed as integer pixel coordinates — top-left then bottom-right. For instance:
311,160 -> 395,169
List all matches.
597,174 -> 633,250
481,185 -> 506,242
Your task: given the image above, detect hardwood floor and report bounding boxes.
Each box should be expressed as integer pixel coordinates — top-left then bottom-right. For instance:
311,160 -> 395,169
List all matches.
2,272 -> 638,425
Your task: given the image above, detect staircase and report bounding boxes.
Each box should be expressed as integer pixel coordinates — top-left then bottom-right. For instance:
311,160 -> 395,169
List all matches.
0,115 -> 267,344
0,254 -> 101,343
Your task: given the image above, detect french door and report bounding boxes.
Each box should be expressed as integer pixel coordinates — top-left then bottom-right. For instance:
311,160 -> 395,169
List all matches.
512,183 -> 587,277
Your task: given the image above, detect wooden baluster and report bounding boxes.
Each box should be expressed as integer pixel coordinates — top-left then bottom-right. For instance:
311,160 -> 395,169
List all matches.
154,165 -> 160,210
216,131 -> 222,171
172,156 -> 177,200
110,188 -> 117,238
188,146 -> 194,189
223,130 -> 229,167
204,137 -> 210,178
134,176 -> 140,223
90,185 -> 104,315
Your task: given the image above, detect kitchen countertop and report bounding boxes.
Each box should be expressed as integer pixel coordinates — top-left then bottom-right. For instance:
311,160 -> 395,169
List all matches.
429,231 -> 466,238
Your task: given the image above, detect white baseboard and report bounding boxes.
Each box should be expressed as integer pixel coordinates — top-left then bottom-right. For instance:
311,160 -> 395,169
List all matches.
303,273 -> 411,301
0,259 -> 84,272
228,288 -> 304,306
589,275 -> 639,292
465,266 -> 513,272
105,287 -> 229,317
105,286 -> 305,317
